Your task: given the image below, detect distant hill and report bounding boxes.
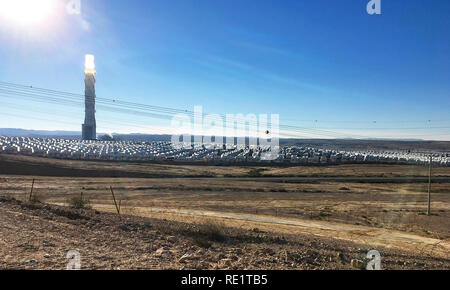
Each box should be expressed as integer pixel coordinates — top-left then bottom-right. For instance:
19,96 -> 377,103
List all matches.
112,134 -> 172,142
0,128 -> 80,137
0,129 -> 173,141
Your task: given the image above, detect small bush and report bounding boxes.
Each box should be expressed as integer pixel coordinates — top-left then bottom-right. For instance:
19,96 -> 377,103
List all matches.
200,220 -> 227,242
67,195 -> 90,209
248,168 -> 264,177
187,220 -> 228,247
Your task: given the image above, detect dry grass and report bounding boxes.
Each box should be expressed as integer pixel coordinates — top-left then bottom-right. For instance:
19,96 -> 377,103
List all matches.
188,220 -> 230,248
195,219 -> 228,242
66,194 -> 91,209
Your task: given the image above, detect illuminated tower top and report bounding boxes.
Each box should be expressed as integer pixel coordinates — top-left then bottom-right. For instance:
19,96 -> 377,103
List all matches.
84,54 -> 96,75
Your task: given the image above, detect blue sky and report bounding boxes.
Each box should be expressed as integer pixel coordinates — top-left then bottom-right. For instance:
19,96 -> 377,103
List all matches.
0,0 -> 449,139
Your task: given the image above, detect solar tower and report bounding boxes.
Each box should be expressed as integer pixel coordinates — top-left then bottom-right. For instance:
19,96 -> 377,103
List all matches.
82,54 -> 97,140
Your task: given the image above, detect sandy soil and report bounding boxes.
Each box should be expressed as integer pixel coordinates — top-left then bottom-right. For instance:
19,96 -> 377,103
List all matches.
1,197 -> 449,270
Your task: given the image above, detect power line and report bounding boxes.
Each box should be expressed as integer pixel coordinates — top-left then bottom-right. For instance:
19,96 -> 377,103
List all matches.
0,100 -> 169,133
1,81 -> 447,140
0,84 -> 432,139
0,82 -> 370,139
2,81 -> 448,126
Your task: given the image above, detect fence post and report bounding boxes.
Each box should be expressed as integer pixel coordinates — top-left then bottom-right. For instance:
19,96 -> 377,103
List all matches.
28,179 -> 35,202
109,186 -> 121,216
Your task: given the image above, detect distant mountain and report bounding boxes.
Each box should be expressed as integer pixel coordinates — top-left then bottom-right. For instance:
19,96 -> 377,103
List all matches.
365,138 -> 424,142
0,128 -> 80,137
0,129 -> 174,141
111,134 -> 172,142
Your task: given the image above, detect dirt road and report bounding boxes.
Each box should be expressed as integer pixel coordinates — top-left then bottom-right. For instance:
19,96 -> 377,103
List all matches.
92,204 -> 450,259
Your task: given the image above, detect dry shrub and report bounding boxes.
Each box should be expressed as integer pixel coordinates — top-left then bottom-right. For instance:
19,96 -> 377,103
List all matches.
188,219 -> 228,247
67,194 -> 91,209
29,193 -> 43,203
248,168 -> 263,177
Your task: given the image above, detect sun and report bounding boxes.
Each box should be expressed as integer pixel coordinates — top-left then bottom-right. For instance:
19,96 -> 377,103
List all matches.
0,0 -> 56,26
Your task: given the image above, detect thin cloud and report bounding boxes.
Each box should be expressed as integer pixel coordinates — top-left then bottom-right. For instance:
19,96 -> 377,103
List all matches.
196,54 -> 329,93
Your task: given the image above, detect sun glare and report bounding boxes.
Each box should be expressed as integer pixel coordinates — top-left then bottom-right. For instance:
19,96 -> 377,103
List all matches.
0,0 -> 56,26
85,54 -> 96,75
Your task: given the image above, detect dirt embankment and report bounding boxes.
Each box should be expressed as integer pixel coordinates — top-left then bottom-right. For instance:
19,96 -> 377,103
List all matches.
1,197 -> 449,270
2,154 -> 450,179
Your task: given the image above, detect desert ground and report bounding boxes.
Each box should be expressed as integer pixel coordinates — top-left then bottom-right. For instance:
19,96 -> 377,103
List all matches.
0,154 -> 449,269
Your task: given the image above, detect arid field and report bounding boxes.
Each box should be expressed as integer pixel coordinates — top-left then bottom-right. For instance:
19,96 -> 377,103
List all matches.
0,154 -> 449,269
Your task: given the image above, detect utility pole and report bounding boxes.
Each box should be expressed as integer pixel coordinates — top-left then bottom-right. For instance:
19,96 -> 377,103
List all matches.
427,155 -> 432,216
